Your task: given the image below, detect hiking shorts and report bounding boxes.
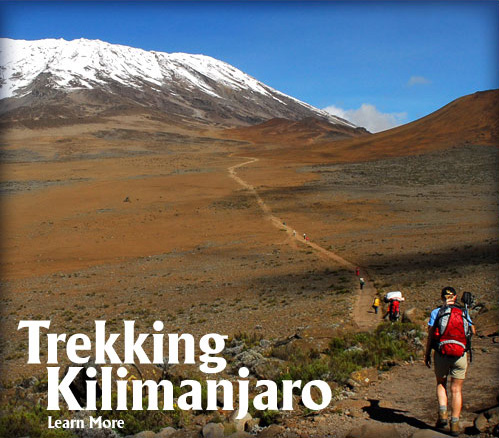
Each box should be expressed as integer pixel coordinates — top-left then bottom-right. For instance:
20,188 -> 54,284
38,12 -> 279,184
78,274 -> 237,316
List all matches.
434,351 -> 468,380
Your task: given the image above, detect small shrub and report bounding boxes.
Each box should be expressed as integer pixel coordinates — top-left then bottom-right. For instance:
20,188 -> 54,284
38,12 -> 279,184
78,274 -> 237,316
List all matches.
258,410 -> 281,426
325,322 -> 422,384
233,331 -> 263,348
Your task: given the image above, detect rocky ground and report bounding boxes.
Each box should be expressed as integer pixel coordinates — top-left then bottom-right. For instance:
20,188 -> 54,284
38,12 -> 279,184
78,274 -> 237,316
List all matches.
0,119 -> 497,437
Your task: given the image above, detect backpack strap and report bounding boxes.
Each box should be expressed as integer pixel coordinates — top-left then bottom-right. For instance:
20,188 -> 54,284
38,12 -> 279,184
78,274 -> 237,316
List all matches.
439,339 -> 467,349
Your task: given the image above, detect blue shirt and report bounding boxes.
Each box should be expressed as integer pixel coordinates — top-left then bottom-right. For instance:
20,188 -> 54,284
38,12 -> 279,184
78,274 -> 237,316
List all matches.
428,306 -> 473,327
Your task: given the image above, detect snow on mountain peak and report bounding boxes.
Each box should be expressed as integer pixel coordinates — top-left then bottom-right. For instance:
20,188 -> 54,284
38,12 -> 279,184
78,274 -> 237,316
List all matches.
1,38 -> 270,99
0,37 -> 355,128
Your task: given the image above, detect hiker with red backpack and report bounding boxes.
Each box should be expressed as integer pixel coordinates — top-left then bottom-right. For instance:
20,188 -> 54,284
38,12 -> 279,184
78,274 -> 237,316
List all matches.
424,287 -> 475,436
382,291 -> 404,321
388,298 -> 400,321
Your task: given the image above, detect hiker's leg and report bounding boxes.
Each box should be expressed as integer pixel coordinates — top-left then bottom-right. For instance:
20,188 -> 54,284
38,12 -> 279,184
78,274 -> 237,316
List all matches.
450,378 -> 464,419
436,376 -> 448,408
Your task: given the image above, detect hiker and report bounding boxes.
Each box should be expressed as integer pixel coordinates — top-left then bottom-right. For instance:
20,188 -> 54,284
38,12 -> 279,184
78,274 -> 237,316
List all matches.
382,291 -> 404,321
355,267 -> 360,276
359,277 -> 365,290
424,287 -> 476,436
293,230 -> 296,237
372,296 -> 380,314
303,233 -> 306,240
388,298 -> 400,321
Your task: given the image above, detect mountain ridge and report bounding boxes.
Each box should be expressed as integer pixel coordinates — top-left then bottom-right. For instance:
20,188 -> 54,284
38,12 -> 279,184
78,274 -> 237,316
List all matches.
0,38 -> 359,130
229,89 -> 499,162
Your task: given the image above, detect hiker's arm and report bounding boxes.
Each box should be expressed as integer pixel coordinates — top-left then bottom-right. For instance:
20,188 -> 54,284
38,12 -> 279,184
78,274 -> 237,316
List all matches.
424,326 -> 434,368
467,313 -> 476,335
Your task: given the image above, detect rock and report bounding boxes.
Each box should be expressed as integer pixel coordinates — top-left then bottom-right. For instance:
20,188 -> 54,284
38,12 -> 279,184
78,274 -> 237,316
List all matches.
403,307 -> 421,323
488,407 -> 499,424
346,378 -> 360,389
411,430 -> 450,438
346,423 -> 401,438
169,430 -> 202,438
133,432 -> 156,438
346,409 -> 364,418
233,350 -> 267,373
202,422 -> 224,438
156,428 -> 177,438
76,429 -> 119,438
227,433 -> 252,438
229,410 -> 252,432
253,359 -> 283,380
225,344 -> 245,356
474,406 -> 499,433
246,417 -> 261,430
256,425 -> 285,437
334,399 -> 370,411
475,413 -> 489,432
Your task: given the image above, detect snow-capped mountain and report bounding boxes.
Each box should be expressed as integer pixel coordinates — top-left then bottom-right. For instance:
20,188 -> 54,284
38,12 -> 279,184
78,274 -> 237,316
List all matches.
0,38 -> 358,129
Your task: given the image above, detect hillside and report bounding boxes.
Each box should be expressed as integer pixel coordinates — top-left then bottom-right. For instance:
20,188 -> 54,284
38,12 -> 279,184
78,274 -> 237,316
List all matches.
229,89 -> 499,162
224,116 -> 370,146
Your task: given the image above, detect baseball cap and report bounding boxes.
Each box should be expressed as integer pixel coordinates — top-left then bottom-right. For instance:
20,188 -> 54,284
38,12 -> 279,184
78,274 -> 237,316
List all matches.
441,286 -> 457,299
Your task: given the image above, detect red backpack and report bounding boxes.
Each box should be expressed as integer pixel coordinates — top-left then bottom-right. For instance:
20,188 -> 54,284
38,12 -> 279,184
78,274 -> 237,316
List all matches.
433,305 -> 471,357
389,300 -> 400,321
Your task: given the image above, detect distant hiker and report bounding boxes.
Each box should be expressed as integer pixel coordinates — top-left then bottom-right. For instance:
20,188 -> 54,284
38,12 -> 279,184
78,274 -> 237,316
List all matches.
424,287 -> 476,436
359,277 -> 365,290
305,236 -> 310,242
293,230 -> 296,237
382,291 -> 405,321
303,233 -> 306,240
388,299 -> 400,321
356,267 -> 360,276
372,296 -> 380,314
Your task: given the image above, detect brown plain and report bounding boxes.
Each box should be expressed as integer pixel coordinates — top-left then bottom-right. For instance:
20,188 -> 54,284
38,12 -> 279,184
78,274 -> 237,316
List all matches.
1,89 -> 498,401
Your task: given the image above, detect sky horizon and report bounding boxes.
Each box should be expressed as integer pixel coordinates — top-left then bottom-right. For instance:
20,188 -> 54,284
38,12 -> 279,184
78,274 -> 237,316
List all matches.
1,1 -> 498,132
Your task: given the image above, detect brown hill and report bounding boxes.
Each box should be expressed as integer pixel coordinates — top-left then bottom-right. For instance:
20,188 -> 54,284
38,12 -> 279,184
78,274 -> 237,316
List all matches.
230,89 -> 499,163
223,116 -> 370,146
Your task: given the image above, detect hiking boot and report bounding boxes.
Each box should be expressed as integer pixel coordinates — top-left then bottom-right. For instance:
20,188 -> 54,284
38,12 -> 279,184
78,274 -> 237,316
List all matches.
436,411 -> 448,429
450,420 -> 460,437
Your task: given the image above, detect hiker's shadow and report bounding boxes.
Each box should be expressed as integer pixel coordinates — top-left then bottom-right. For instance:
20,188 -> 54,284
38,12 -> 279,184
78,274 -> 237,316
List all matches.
363,399 -> 434,430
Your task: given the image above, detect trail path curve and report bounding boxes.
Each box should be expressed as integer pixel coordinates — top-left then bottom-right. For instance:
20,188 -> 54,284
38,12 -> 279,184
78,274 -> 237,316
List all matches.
228,157 -> 380,331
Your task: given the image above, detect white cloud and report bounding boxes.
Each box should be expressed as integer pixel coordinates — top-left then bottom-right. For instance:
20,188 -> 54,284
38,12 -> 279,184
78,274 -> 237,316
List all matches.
323,103 -> 407,133
407,76 -> 431,86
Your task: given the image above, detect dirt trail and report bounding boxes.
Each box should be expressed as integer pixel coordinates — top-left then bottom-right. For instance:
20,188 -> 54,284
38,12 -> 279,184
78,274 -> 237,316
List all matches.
228,158 -> 380,331
229,158 -> 499,438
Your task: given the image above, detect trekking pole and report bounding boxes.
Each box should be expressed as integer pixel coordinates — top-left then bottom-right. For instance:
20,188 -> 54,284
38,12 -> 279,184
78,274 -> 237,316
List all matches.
461,292 -> 474,363
465,302 -> 473,363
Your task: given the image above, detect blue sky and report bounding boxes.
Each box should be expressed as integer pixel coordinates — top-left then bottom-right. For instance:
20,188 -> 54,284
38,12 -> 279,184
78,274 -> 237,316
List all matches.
1,1 -> 498,131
